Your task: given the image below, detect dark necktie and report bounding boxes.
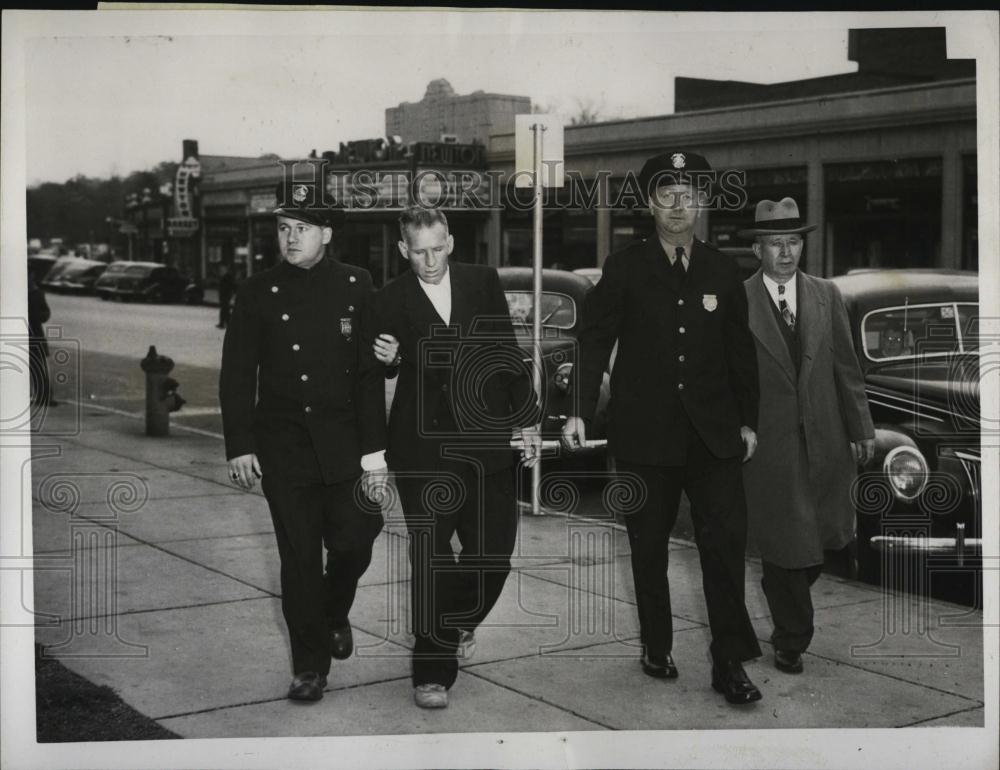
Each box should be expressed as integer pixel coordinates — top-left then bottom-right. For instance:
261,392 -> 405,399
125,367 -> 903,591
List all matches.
672,246 -> 687,283
778,283 -> 795,329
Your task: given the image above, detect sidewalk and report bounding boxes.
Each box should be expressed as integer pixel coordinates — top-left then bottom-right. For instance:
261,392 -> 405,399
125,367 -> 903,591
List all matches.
28,402 -> 985,738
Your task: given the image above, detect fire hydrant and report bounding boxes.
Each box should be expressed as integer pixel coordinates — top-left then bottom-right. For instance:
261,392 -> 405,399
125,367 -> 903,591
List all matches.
140,346 -> 185,436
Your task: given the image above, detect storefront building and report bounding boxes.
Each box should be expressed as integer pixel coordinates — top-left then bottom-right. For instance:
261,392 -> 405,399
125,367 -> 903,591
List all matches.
487,76 -> 977,276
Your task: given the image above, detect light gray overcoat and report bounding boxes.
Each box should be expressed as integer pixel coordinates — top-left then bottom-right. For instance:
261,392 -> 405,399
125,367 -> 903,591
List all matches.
742,270 -> 874,568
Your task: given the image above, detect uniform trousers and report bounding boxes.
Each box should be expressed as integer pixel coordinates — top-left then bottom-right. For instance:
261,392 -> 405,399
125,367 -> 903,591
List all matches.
617,419 -> 762,665
396,465 -> 517,689
761,561 -> 823,654
261,473 -> 384,676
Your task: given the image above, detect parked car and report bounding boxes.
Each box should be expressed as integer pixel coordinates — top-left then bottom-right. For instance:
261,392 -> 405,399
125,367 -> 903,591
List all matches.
41,258 -> 107,294
27,254 -> 59,283
832,269 -> 980,605
572,267 -> 603,285
94,261 -> 203,304
498,267 -> 610,452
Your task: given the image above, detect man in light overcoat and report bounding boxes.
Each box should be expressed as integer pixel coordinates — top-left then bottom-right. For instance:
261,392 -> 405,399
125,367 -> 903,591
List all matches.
740,197 -> 875,675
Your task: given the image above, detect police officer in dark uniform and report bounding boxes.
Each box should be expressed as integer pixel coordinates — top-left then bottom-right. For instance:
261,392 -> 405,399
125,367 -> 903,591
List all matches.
563,150 -> 764,705
220,180 -> 386,703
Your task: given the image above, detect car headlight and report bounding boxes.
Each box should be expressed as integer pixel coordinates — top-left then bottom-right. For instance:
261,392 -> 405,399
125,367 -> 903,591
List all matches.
883,445 -> 929,501
553,362 -> 573,392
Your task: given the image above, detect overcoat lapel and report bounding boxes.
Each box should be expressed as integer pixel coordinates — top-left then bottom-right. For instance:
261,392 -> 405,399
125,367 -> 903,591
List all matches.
796,272 -> 827,387
746,270 -> 796,384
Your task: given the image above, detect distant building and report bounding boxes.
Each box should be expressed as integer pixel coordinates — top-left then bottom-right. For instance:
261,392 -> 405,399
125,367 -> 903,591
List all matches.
675,27 -> 974,112
385,78 -> 531,145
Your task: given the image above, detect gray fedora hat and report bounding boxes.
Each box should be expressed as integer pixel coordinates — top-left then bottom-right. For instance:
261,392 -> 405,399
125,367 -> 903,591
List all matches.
737,197 -> 817,238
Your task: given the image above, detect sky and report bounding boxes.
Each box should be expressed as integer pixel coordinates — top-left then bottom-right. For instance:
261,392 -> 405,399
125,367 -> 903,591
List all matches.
19,10 -> 864,185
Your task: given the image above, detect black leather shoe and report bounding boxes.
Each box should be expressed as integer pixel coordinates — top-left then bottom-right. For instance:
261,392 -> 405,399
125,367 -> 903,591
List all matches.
330,624 -> 354,660
775,649 -> 804,674
640,652 -> 678,679
288,672 -> 327,702
711,660 -> 762,705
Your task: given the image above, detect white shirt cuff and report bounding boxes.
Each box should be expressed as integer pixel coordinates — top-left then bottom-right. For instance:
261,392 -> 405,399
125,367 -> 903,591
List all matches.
361,450 -> 387,472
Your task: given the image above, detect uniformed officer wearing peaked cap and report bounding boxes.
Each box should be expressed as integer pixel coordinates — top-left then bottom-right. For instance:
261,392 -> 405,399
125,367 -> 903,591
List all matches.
220,180 -> 386,703
564,149 -> 765,705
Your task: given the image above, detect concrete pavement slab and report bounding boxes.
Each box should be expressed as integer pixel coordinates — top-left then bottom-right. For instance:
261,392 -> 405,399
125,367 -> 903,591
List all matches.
37,598 -> 411,719
799,596 -> 984,703
466,625 -> 980,730
33,539 -> 270,624
30,444 -> 159,475
166,530 -> 411,597
906,705 -> 985,727
524,547 -> 883,627
157,670 -> 606,738
54,411 -> 228,469
346,570 -> 698,666
32,493 -> 266,553
31,462 -> 237,512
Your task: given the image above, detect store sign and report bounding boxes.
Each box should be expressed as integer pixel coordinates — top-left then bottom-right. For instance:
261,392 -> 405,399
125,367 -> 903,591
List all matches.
249,191 -> 278,213
167,217 -> 199,237
322,137 -> 485,168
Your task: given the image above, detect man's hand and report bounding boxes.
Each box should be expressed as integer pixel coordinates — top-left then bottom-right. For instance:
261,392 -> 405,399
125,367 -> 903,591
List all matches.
228,453 -> 261,491
373,334 -> 400,366
740,426 -> 758,463
561,416 -> 586,452
362,466 -> 392,505
852,438 -> 875,466
520,425 -> 542,468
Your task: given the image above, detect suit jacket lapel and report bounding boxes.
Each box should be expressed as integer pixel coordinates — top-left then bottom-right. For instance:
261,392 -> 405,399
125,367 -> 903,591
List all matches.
402,271 -> 447,334
448,263 -> 474,333
642,239 -> 679,295
747,270 -> 796,384
797,271 -> 827,387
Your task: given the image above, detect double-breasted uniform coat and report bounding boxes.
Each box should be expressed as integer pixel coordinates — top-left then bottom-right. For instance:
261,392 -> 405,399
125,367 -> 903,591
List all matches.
220,256 -> 385,677
575,237 -> 762,664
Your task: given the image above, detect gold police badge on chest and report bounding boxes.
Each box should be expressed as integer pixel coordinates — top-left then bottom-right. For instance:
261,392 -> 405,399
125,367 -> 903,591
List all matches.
703,294 -> 718,312
340,317 -> 353,337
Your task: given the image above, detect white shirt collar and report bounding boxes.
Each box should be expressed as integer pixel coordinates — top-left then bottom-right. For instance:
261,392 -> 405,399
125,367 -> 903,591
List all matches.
416,266 -> 452,325
762,272 -> 797,315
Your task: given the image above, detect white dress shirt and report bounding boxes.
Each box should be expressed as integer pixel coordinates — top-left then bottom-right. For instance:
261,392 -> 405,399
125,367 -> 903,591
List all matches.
762,272 -> 797,319
417,267 -> 452,325
361,268 -> 453,473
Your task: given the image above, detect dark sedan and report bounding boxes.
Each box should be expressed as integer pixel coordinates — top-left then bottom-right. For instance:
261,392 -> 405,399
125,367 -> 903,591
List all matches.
42,258 -> 107,294
498,267 -> 610,451
832,269 -> 981,605
94,261 -> 203,304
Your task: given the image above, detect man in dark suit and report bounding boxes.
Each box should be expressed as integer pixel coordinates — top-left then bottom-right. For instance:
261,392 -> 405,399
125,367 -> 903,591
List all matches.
219,181 -> 385,703
563,150 -> 764,704
362,206 -> 540,709
740,198 -> 874,675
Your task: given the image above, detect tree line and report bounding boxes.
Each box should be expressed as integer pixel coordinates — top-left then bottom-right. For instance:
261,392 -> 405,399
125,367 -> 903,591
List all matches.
27,162 -> 179,249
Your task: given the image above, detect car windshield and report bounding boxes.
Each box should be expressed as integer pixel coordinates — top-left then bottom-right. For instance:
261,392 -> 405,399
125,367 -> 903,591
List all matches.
125,265 -> 154,277
104,263 -> 131,274
862,302 -> 979,360
504,291 -> 576,330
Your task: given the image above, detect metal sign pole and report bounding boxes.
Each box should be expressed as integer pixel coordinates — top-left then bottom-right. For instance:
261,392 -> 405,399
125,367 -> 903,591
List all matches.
531,122 -> 546,517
